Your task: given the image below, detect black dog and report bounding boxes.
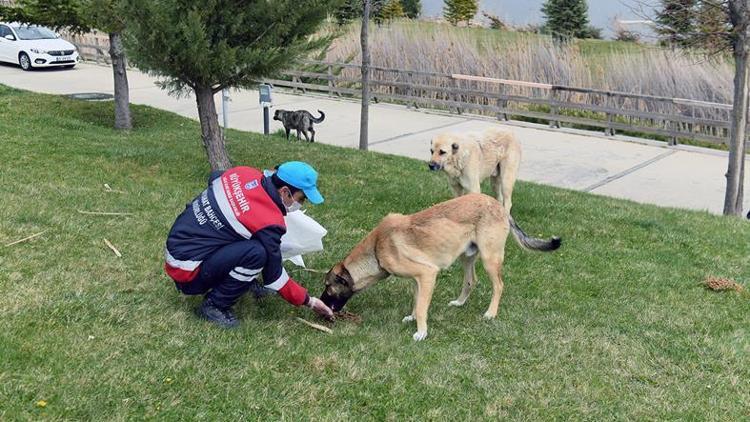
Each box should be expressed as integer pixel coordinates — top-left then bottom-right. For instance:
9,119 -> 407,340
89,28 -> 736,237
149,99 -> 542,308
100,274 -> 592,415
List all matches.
273,109 -> 325,142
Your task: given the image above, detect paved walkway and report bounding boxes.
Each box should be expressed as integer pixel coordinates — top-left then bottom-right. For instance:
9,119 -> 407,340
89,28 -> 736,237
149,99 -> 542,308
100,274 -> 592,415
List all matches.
2,62 -> 748,215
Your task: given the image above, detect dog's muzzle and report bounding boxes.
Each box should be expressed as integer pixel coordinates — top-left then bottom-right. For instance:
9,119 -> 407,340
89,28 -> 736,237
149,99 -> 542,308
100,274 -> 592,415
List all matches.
428,162 -> 442,171
320,289 -> 353,312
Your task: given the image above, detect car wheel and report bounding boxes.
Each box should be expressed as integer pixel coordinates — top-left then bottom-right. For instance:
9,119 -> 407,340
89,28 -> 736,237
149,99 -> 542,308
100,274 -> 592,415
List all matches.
19,53 -> 32,71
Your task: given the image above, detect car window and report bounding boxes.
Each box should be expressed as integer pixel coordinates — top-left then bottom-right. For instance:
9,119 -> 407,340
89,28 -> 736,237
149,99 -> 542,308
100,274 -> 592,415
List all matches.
0,26 -> 11,39
11,25 -> 56,40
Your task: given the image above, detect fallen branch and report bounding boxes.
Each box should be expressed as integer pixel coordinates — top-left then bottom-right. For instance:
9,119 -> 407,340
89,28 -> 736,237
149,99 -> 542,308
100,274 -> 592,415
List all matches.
103,184 -> 125,194
103,238 -> 122,258
296,267 -> 328,274
4,230 -> 47,247
77,210 -> 134,216
295,317 -> 333,334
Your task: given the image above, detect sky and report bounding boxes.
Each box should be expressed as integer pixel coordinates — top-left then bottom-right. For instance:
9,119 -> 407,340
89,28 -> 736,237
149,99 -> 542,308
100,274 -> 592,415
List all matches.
421,0 -> 655,38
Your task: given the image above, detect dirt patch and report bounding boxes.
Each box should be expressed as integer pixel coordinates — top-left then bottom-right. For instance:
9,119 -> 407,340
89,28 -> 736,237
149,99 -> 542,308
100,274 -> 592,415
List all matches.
335,311 -> 363,324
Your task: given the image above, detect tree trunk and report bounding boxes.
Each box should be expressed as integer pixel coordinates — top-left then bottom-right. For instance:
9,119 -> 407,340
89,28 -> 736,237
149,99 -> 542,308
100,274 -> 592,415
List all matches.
724,0 -> 750,216
108,32 -> 132,130
195,85 -> 232,171
359,0 -> 371,151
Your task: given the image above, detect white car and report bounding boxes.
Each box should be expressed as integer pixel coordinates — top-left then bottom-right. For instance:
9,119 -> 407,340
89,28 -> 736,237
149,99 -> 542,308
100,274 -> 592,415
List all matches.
0,23 -> 79,71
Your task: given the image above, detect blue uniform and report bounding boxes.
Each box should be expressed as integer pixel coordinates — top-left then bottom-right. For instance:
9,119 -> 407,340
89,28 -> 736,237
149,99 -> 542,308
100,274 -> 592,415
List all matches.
164,166 -> 309,307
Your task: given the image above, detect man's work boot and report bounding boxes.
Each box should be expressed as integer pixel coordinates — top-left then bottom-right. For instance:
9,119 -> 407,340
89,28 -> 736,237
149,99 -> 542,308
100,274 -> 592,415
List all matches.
196,297 -> 239,328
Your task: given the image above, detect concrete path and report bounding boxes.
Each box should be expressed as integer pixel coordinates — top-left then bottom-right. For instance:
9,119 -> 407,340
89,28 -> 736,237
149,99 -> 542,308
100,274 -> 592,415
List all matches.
2,62 -> 748,215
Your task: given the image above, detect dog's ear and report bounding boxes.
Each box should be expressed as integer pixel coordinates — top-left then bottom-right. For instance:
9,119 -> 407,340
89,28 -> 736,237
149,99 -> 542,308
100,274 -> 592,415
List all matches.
452,143 -> 459,154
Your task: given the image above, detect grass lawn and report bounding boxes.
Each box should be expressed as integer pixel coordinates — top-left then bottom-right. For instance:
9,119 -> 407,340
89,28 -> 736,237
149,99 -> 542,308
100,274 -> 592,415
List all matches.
1,85 -> 749,420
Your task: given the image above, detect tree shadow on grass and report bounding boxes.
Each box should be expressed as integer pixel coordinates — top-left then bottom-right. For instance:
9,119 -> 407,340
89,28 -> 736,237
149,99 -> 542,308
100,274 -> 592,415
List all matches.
58,99 -> 190,132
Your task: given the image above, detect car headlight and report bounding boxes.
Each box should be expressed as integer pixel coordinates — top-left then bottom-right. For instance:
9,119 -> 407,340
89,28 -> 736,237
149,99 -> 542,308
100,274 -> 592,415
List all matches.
30,48 -> 47,54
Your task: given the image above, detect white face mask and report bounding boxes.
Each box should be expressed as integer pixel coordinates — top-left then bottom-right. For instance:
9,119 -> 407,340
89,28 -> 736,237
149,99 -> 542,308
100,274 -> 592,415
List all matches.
282,187 -> 303,213
286,201 -> 302,213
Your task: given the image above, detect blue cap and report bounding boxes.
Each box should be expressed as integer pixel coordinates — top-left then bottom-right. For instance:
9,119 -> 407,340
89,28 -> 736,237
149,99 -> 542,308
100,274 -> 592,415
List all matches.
276,161 -> 324,204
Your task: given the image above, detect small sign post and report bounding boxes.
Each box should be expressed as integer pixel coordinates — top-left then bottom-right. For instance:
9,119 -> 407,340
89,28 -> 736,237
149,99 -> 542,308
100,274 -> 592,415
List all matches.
259,84 -> 273,135
221,88 -> 230,139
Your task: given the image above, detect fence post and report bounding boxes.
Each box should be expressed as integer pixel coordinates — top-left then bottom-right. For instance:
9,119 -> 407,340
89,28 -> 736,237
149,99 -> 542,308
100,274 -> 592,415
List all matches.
453,77 -> 463,115
669,119 -> 679,146
406,71 -> 414,109
549,87 -> 560,128
605,92 -> 615,136
327,64 -> 333,97
371,68 -> 379,104
669,100 -> 679,146
497,83 -> 508,121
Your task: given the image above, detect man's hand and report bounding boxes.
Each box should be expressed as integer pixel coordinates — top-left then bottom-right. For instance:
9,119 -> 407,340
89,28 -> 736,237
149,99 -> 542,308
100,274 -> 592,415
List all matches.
307,296 -> 334,321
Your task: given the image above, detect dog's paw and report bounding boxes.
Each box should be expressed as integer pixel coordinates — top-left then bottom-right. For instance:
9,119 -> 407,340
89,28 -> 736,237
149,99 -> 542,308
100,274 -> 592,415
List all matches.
483,311 -> 497,320
402,315 -> 415,323
412,331 -> 428,341
448,299 -> 465,307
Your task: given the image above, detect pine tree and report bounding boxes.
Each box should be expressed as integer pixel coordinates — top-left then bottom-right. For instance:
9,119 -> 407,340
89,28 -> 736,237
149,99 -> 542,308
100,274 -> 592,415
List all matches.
401,0 -> 421,19
443,0 -> 478,26
335,0 -> 361,24
335,0 -> 385,25
694,1 -> 730,51
380,0 -> 404,21
655,0 -> 697,48
540,0 -> 590,41
122,0 -> 335,170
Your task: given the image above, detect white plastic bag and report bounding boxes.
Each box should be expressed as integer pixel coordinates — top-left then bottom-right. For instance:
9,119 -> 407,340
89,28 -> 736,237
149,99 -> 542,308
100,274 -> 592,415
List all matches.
280,210 -> 327,267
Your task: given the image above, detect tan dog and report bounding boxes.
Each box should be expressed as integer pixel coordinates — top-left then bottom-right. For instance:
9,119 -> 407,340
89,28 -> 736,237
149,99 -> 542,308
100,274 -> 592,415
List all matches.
319,194 -> 560,341
428,128 -> 521,212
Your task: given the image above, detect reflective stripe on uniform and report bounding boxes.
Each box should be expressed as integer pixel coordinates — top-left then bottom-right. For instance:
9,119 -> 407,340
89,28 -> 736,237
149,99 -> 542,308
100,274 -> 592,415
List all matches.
165,248 -> 202,271
233,266 -> 262,276
211,176 -> 253,239
265,268 -> 290,291
229,270 -> 259,282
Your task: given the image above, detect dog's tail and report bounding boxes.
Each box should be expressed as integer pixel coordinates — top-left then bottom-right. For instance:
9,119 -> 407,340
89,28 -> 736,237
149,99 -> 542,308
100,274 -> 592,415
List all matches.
312,110 -> 325,123
508,215 -> 561,252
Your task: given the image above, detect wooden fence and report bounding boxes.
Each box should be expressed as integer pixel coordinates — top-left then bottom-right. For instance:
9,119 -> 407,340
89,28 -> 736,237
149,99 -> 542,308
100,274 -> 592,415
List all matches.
62,45 -> 735,146
263,60 -> 735,146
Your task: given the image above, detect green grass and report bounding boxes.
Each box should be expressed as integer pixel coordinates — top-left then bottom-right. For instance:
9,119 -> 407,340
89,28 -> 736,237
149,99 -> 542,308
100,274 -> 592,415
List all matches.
1,85 -> 749,420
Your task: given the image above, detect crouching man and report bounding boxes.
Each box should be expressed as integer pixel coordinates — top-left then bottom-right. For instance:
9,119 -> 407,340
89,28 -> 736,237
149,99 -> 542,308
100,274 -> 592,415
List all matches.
164,161 -> 333,328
